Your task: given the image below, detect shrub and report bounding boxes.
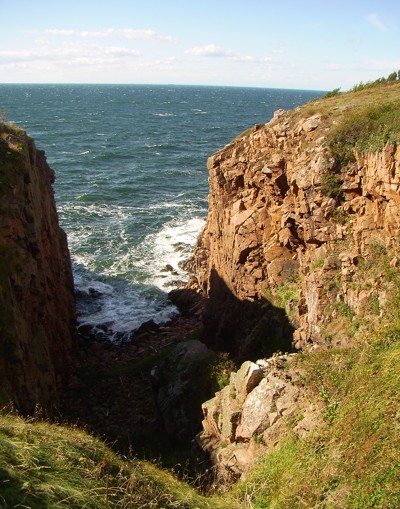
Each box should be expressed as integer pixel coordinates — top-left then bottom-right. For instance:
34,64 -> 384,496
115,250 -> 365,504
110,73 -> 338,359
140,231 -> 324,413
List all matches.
327,102 -> 400,167
321,172 -> 343,200
324,88 -> 341,98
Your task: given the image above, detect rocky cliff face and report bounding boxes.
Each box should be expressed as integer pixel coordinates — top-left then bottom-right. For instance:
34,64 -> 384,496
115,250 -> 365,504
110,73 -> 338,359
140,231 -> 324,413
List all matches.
198,354 -> 323,479
190,94 -> 400,356
191,85 -> 400,480
0,121 -> 75,415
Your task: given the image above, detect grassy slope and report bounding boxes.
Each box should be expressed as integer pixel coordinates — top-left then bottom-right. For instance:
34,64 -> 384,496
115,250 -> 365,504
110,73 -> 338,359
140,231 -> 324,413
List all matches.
0,412 -> 230,509
231,330 -> 400,508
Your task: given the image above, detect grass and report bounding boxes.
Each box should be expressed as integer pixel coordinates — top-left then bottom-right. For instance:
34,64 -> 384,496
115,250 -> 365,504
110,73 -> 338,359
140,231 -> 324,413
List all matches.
0,412 -> 231,509
231,327 -> 400,508
327,101 -> 400,166
4,324 -> 399,509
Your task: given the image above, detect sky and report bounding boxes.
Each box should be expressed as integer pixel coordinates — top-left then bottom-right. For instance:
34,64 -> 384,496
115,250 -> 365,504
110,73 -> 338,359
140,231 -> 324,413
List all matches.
1,0 -> 399,91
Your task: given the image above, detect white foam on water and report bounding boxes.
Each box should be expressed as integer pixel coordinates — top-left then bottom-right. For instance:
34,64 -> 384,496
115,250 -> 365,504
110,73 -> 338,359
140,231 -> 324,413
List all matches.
62,201 -> 205,340
76,281 -> 177,338
137,215 -> 205,290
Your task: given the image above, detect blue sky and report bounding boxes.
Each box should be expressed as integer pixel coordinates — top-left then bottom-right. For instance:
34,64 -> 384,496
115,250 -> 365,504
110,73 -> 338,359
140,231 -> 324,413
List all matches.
1,0 -> 399,90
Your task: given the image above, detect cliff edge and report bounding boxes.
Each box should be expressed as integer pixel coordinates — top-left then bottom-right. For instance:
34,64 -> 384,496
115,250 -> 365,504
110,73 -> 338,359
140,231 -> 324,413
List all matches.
190,82 -> 400,357
0,121 -> 76,415
191,82 -> 400,502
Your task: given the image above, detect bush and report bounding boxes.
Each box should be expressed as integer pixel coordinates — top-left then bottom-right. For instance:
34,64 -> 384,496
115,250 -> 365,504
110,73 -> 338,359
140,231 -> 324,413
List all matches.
327,102 -> 400,166
321,172 -> 343,200
324,88 -> 341,98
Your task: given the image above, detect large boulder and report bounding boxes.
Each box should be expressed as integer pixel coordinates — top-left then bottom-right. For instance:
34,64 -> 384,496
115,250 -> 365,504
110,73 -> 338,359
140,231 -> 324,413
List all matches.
154,340 -> 216,443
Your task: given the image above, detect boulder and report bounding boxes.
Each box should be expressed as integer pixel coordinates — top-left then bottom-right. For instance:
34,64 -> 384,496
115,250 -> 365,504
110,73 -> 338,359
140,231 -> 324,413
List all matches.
155,340 -> 216,443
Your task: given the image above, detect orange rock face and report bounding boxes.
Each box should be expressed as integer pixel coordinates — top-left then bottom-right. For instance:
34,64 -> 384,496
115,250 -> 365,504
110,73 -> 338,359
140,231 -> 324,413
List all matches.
190,108 -> 400,354
0,123 -> 76,415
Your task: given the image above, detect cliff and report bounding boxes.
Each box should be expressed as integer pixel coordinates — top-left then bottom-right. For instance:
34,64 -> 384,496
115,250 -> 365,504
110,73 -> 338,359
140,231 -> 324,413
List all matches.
0,121 -> 76,415
190,82 -> 400,356
191,82 -> 400,501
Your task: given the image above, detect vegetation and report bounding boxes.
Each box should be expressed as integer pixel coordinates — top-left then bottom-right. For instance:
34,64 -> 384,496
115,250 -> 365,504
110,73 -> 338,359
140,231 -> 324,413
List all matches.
323,87 -> 341,98
321,172 -> 343,200
0,412 -> 229,509
211,352 -> 238,390
327,101 -> 400,166
232,325 -> 400,508
350,70 -> 400,92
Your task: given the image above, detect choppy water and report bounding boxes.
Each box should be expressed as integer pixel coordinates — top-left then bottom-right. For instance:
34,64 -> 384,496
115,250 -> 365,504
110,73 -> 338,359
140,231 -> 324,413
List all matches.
0,84 -> 324,340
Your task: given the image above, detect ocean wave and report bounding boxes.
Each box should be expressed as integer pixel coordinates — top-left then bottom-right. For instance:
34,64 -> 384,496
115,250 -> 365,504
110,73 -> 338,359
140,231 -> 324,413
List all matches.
151,112 -> 175,117
135,215 -> 205,290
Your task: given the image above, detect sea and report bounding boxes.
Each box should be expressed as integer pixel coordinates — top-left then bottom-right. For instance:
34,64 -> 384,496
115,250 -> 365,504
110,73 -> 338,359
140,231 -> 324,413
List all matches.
0,84 -> 324,341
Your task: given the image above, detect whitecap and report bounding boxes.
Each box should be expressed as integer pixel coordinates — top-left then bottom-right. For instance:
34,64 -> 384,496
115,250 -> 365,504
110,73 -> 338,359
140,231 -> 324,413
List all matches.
133,215 -> 205,290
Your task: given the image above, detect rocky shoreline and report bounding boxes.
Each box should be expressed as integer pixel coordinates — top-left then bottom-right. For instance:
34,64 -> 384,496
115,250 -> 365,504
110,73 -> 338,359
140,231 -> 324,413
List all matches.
62,289 -> 205,456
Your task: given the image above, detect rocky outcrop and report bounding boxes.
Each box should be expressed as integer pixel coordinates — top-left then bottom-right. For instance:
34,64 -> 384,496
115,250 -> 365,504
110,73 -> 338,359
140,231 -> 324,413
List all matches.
189,104 -> 400,354
153,339 -> 216,443
197,354 -> 322,478
0,122 -> 75,415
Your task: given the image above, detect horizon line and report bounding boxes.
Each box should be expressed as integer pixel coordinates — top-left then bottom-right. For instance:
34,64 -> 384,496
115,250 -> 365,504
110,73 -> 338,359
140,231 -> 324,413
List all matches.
0,82 -> 328,93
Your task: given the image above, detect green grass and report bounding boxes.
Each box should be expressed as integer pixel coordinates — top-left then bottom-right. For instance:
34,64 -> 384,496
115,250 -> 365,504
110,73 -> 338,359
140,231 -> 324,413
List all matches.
231,328 -> 400,508
0,413 -> 231,509
5,330 -> 398,509
327,101 -> 400,166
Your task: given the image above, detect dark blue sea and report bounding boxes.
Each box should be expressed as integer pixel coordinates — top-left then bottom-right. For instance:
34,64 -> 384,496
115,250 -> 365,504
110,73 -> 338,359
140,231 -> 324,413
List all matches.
0,84 -> 324,340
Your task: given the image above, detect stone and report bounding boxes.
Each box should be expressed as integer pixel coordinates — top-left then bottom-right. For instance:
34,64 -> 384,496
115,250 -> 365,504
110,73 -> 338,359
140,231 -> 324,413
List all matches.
301,115 -> 320,132
235,378 -> 275,441
233,361 -> 264,403
155,340 -> 216,443
0,122 -> 75,416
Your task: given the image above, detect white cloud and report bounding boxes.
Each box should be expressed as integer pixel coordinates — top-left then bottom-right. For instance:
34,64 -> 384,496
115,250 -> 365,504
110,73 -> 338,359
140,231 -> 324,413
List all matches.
185,44 -> 232,57
367,13 -> 387,32
0,44 -> 141,65
234,55 -> 272,64
186,44 -> 272,64
24,28 -> 176,42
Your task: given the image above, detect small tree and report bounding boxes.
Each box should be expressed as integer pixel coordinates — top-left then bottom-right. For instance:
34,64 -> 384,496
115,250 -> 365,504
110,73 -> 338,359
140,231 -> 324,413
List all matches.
387,71 -> 397,82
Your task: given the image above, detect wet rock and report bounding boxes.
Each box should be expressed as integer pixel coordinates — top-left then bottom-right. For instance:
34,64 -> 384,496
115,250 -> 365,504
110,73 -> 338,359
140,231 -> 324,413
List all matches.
168,288 -> 205,317
134,319 -> 160,337
88,287 -> 103,298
